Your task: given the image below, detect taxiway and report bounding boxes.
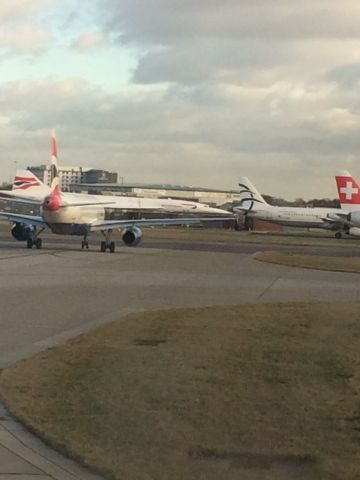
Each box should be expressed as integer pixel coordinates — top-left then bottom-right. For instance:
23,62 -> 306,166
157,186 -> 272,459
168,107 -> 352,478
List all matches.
0,233 -> 359,480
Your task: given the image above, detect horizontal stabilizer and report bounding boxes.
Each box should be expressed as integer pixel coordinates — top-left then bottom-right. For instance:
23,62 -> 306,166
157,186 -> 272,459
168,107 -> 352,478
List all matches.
0,195 -> 42,205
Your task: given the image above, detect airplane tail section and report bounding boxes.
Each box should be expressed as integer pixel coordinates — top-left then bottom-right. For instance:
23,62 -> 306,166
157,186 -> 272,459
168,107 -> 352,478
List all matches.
335,170 -> 360,210
50,129 -> 60,193
238,177 -> 269,212
42,129 -> 62,212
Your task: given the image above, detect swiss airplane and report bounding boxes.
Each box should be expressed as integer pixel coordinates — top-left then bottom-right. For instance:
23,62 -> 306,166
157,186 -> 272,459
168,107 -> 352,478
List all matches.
335,170 -> 360,236
235,176 -> 351,237
0,134 -> 233,252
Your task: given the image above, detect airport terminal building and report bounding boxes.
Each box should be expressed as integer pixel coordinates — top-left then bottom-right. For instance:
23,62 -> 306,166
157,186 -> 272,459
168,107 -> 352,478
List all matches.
70,182 -> 241,208
27,164 -> 239,207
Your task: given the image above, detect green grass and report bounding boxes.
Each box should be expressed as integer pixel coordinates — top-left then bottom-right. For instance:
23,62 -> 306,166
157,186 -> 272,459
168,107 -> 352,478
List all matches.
1,303 -> 360,479
255,251 -> 360,273
142,227 -> 360,247
1,216 -> 360,248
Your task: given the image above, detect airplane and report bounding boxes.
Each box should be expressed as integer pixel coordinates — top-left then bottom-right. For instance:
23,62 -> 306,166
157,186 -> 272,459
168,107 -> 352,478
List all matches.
335,170 -> 360,236
0,133 -> 233,252
235,176 -> 351,238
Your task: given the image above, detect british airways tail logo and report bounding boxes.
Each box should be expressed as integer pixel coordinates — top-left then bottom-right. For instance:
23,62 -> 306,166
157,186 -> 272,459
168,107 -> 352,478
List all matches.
13,176 -> 41,190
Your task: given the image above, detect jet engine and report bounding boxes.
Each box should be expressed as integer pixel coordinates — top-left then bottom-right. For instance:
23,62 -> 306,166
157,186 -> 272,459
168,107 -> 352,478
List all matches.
348,211 -> 360,227
122,226 -> 143,246
349,227 -> 360,237
11,222 -> 34,241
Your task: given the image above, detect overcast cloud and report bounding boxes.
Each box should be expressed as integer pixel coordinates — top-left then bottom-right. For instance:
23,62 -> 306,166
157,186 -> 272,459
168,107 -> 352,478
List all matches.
1,0 -> 360,199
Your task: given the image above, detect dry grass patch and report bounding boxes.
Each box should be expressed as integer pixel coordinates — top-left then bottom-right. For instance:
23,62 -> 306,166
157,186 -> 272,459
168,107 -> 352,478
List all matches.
1,303 -> 360,479
255,251 -> 360,273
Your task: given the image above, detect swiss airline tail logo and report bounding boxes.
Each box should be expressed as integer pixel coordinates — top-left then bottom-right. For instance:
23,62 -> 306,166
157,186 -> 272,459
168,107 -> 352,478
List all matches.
13,175 -> 41,190
335,171 -> 360,205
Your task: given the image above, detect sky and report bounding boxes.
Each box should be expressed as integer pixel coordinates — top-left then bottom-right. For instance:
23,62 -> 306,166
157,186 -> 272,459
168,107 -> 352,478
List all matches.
1,0 -> 360,199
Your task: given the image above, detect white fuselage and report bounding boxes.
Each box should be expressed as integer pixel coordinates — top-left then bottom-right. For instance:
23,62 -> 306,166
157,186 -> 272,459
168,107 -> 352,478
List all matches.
41,192 -> 230,234
245,205 -> 344,229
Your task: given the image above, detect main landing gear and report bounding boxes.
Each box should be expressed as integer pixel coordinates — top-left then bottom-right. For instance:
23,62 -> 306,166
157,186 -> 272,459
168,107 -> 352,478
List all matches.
335,231 -> 342,239
81,235 -> 89,249
100,229 -> 115,253
26,228 -> 45,249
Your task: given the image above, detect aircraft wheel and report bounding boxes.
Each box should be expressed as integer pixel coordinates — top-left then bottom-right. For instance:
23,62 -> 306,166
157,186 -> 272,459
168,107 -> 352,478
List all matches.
27,238 -> 33,249
110,241 -> 115,253
335,231 -> 342,239
100,241 -> 106,252
35,238 -> 42,249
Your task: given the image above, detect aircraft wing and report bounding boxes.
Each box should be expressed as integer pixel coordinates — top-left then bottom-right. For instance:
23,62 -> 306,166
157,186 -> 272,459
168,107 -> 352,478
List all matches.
0,212 -> 48,228
233,206 -> 251,213
322,212 -> 349,223
89,216 -> 234,231
60,201 -> 117,208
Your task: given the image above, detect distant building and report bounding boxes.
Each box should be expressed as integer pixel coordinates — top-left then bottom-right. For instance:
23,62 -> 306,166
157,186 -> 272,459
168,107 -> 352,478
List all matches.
27,165 -> 118,192
83,169 -> 118,185
70,182 -> 241,207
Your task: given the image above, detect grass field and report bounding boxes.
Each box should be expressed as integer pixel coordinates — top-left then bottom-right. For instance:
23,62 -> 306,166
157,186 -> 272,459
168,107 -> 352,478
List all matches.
1,303 -> 360,480
255,251 -> 360,273
2,218 -> 359,249
141,226 -> 360,247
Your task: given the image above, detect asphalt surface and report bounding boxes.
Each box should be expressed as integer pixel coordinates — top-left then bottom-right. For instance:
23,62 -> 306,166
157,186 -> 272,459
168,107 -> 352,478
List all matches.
1,229 -> 360,256
0,231 -> 360,479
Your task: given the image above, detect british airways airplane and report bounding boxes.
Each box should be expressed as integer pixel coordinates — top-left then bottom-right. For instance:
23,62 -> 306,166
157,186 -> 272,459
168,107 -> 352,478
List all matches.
0,133 -> 233,252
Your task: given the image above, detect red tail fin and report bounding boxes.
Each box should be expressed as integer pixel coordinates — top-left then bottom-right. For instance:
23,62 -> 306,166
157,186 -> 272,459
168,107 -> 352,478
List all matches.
50,129 -> 60,193
43,130 -> 61,211
335,170 -> 360,206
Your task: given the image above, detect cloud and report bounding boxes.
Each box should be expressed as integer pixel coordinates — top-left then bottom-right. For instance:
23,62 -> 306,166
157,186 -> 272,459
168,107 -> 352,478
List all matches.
71,31 -> 106,50
0,0 -> 55,54
1,77 -> 360,199
91,1 -> 360,89
102,1 -> 360,44
0,25 -> 52,52
3,1 -> 360,199
0,0 -> 54,23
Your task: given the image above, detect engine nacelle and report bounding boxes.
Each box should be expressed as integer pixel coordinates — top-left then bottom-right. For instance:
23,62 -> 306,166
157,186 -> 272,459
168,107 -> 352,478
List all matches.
348,211 -> 360,227
122,226 -> 143,246
349,227 -> 360,237
11,222 -> 34,241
